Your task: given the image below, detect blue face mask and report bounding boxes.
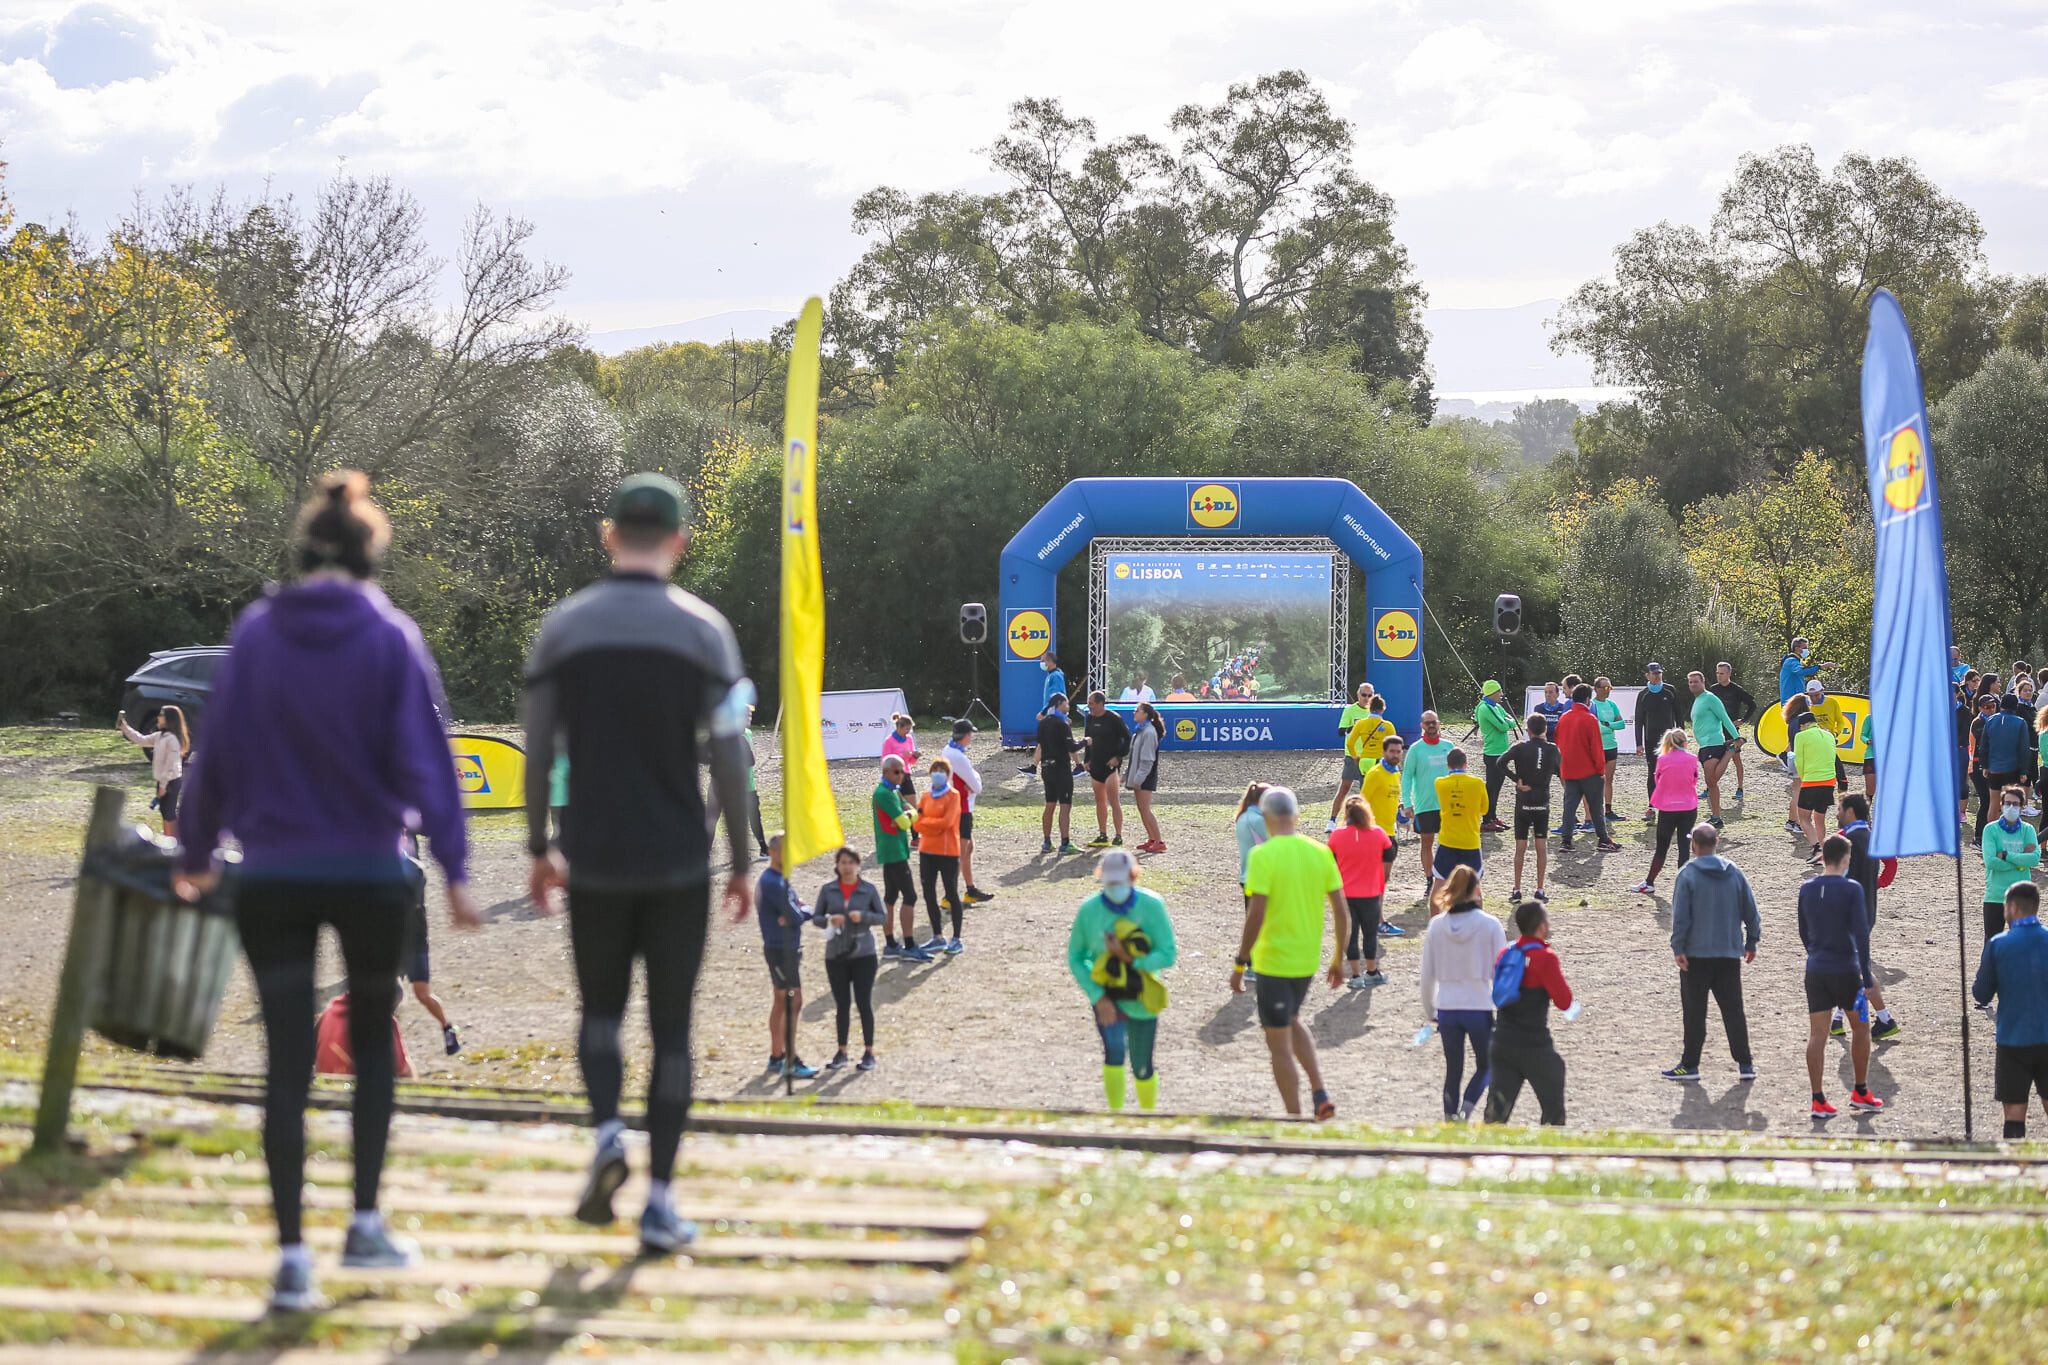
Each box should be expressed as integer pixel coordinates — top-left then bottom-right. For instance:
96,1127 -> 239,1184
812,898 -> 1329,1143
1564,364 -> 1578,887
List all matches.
931,774 -> 950,795
1103,882 -> 1134,905
2002,806 -> 2021,828
1646,681 -> 1663,693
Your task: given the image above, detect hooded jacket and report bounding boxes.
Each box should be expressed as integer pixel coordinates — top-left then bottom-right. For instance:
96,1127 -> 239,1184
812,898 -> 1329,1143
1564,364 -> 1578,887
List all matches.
1669,853 -> 1762,959
179,579 -> 467,883
1778,652 -> 1822,703
1418,903 -> 1508,1017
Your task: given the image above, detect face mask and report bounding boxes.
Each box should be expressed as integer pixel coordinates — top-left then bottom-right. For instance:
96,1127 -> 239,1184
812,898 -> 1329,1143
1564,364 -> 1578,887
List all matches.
931,775 -> 949,795
1800,649 -> 1811,661
1646,681 -> 1662,693
1042,661 -> 1054,673
1102,881 -> 1134,905
2003,805 -> 2022,823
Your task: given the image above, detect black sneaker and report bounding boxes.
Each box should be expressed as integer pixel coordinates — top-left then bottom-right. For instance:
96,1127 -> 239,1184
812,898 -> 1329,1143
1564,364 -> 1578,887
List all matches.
1737,1062 -> 1757,1080
1661,1065 -> 1702,1082
1872,1017 -> 1902,1041
442,1023 -> 462,1056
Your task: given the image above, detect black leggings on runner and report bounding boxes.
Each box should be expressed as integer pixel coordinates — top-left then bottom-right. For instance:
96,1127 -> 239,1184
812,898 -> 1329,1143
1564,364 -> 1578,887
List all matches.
1345,894 -> 1382,962
920,852 -> 962,937
237,878 -> 409,1247
1977,771 -> 2021,843
568,882 -> 711,1184
1648,808 -> 1697,882
825,954 -> 878,1049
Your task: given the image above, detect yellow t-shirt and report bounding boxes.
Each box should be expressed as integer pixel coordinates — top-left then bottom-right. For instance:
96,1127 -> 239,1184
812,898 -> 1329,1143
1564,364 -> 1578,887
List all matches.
1346,715 -> 1397,763
1244,834 -> 1343,978
1359,761 -> 1403,832
1434,771 -> 1488,850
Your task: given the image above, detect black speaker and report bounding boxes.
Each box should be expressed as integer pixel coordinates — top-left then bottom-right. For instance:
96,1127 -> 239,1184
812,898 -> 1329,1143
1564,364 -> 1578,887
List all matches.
960,602 -> 988,645
1493,594 -> 1522,637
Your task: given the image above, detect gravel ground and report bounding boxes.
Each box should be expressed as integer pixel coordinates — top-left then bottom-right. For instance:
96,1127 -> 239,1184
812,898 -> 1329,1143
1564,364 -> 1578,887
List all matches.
0,728 -> 2008,1139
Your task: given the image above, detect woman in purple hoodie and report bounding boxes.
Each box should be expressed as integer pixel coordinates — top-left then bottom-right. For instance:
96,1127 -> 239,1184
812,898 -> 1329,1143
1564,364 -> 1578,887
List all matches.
173,471 -> 480,1312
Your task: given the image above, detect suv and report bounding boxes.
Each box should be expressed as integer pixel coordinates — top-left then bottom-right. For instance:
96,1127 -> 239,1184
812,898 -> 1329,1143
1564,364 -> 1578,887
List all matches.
121,647 -> 231,735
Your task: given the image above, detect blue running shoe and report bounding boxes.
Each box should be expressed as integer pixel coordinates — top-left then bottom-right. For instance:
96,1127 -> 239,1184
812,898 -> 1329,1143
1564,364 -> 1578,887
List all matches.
900,944 -> 936,963
945,937 -> 965,954
783,1056 -> 820,1079
920,935 -> 947,952
639,1201 -> 698,1256
341,1221 -> 421,1269
882,941 -> 902,960
575,1128 -> 630,1225
269,1257 -> 320,1313
1378,921 -> 1405,936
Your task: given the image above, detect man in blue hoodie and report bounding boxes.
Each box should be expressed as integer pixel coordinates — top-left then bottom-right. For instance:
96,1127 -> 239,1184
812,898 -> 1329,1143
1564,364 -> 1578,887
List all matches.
1778,637 -> 1836,704
1662,824 -> 1760,1082
1975,881 -> 2048,1139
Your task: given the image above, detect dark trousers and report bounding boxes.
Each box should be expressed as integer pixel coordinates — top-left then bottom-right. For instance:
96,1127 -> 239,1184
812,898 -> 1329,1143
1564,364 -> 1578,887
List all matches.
1986,901 -> 2007,944
920,852 -> 962,937
1648,808 -> 1697,882
237,878 -> 410,1246
1558,776 -> 1608,846
1484,1031 -> 1566,1125
749,792 -> 768,855
825,953 -> 878,1049
1977,771 -> 2020,841
568,882 -> 711,1183
1678,957 -> 1753,1069
1438,1009 -> 1493,1116
1483,753 -> 1508,820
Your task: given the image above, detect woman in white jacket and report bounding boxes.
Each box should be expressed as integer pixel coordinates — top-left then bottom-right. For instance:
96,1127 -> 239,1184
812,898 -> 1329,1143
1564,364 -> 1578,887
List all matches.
118,705 -> 191,838
1126,702 -> 1166,853
1418,865 -> 1506,1121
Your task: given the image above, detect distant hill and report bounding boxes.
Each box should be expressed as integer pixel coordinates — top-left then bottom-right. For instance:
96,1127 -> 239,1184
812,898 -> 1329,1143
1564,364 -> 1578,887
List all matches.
586,309 -> 796,354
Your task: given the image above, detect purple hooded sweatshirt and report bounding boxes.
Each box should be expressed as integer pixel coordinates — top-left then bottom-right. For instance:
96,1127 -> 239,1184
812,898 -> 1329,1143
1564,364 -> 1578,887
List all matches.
179,578 -> 468,884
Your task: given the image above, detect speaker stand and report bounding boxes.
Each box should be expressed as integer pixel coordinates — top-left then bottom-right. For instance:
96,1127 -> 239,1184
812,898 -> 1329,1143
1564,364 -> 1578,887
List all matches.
947,644 -> 1003,737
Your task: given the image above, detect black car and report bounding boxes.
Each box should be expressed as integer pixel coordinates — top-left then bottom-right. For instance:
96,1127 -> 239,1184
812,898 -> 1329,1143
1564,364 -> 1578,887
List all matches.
121,646 -> 231,735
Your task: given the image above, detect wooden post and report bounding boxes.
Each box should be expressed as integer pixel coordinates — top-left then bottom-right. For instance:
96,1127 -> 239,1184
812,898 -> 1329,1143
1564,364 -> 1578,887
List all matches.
32,787 -> 127,1157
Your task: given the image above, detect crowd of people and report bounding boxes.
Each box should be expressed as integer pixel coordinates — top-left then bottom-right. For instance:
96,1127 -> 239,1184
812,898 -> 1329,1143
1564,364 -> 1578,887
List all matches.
142,466 -> 2048,1316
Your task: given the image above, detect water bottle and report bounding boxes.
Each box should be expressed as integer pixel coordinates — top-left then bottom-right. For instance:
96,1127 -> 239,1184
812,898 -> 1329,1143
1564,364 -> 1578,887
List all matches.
1560,1002 -> 1583,1022
1411,1023 -> 1434,1046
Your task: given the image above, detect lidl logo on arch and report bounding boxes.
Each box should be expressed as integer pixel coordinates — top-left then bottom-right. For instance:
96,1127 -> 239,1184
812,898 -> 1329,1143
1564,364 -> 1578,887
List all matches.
1186,481 -> 1241,530
1006,608 -> 1052,660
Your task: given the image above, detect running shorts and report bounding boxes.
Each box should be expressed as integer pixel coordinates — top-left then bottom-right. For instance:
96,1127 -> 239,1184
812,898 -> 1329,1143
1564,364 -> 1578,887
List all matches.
1414,810 -> 1441,835
880,859 -> 917,907
158,776 -> 183,822
764,946 -> 801,991
1088,763 -> 1117,786
1602,748 -> 1618,764
1135,766 -> 1159,793
1254,973 -> 1314,1029
1862,759 -> 1876,776
959,810 -> 975,841
401,897 -> 431,984
1803,971 -> 1862,1013
1341,755 -> 1364,783
1995,1042 -> 2048,1105
1042,766 -> 1074,806
1433,845 -> 1483,879
1798,783 -> 1837,812
1698,744 -> 1728,763
1513,806 -> 1550,840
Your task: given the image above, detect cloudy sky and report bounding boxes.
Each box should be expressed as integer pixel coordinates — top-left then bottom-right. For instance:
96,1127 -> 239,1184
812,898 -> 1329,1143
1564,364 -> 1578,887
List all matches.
4,0 -> 2045,365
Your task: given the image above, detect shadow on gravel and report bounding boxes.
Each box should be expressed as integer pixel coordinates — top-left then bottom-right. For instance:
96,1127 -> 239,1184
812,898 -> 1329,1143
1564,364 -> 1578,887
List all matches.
1670,1078 -> 1768,1132
1199,992 -> 1258,1047
1309,989 -> 1376,1050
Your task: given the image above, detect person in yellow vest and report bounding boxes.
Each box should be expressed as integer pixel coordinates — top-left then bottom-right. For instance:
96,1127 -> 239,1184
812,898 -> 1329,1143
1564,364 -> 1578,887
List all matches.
1432,748 -> 1489,904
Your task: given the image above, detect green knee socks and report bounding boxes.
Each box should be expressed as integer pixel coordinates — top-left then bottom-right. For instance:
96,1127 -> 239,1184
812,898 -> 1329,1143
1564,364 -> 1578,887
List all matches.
1134,1075 -> 1158,1110
1103,1065 -> 1126,1111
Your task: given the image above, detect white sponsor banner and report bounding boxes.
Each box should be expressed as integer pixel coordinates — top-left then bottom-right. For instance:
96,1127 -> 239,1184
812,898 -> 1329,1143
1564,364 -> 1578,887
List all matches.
1520,685 -> 1652,747
813,688 -> 910,761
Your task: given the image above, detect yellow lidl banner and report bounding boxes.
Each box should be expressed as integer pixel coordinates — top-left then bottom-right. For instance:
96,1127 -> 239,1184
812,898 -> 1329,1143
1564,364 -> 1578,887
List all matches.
778,296 -> 844,866
1753,694 -> 1870,765
449,734 -> 526,811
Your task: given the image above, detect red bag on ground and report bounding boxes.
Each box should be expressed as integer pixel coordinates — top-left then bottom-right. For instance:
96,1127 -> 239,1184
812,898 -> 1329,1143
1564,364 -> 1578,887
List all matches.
315,993 -> 414,1079
1877,857 -> 1898,889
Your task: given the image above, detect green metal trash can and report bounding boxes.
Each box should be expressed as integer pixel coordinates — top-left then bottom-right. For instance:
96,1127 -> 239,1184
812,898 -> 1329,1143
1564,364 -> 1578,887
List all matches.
85,827 -> 240,1060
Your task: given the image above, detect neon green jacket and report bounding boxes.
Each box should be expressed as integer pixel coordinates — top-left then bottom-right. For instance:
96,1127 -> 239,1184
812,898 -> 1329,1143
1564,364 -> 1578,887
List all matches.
1474,698 -> 1517,756
1591,697 -> 1625,750
1983,817 -> 2041,905
1793,720 -> 1837,784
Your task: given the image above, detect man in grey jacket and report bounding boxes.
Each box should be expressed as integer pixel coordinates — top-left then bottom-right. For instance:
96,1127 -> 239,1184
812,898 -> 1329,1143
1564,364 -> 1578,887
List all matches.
1662,823 -> 1761,1082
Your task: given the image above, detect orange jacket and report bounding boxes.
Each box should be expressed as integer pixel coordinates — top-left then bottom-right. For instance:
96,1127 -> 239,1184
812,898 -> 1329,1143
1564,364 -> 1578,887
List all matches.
915,787 -> 962,856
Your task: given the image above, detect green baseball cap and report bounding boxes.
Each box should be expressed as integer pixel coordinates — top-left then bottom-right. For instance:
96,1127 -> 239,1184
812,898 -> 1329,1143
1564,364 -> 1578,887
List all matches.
610,472 -> 686,531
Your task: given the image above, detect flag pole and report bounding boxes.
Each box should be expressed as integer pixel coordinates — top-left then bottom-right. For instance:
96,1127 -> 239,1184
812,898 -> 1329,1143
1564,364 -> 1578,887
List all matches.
1954,852 -> 1973,1141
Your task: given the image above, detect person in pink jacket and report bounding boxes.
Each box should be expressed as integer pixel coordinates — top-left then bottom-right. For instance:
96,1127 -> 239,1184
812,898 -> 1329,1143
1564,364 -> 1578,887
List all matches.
1634,728 -> 1701,895
881,714 -> 920,848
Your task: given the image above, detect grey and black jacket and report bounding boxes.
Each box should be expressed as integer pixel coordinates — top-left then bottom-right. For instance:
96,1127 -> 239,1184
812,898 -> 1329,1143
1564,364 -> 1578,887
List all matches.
812,878 -> 886,959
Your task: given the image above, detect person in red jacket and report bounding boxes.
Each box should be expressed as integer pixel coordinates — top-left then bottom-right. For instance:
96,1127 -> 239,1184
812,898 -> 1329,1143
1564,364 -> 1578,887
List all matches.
1554,685 -> 1621,853
1485,900 -> 1573,1125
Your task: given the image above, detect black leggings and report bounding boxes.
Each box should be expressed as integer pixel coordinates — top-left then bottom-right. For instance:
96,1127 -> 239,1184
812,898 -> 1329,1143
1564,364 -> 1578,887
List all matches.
825,954 -> 878,1049
237,878 -> 409,1247
1345,894 -> 1382,962
1648,808 -> 1697,882
1977,771 -> 2021,842
748,792 -> 768,854
920,853 -> 962,937
568,882 -> 710,1184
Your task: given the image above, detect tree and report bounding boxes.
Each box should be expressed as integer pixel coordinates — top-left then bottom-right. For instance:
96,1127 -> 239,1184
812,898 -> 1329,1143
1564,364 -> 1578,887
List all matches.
1554,145 -> 1998,504
1681,451 -> 1873,681
1500,398 -> 1580,464
202,175 -> 574,512
1934,347 -> 2048,658
828,72 -> 1430,410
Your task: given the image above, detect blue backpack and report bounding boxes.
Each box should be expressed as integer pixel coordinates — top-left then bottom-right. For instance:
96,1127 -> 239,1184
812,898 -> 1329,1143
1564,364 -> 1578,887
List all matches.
1491,943 -> 1528,1008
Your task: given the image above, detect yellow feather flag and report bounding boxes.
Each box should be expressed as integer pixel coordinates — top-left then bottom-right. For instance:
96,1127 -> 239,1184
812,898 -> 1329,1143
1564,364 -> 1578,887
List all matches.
778,297 -> 843,867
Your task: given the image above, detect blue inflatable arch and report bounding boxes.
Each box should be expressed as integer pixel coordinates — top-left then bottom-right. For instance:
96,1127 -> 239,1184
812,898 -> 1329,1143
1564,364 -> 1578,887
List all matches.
997,477 -> 1424,748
